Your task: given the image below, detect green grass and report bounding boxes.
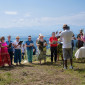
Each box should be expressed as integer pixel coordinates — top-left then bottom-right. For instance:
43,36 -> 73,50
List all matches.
0,49 -> 85,85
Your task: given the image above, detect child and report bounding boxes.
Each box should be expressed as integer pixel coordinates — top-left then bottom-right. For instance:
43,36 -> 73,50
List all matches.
21,44 -> 26,60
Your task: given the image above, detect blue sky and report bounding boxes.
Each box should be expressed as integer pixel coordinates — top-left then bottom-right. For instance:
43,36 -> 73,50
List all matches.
0,0 -> 85,36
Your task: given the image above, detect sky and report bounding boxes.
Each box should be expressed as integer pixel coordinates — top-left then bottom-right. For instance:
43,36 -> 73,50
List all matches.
0,0 -> 85,36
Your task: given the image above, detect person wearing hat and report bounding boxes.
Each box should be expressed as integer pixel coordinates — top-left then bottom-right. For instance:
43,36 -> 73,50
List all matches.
26,36 -> 34,63
6,35 -> 14,65
37,34 -> 47,64
60,24 -> 74,69
13,36 -> 22,65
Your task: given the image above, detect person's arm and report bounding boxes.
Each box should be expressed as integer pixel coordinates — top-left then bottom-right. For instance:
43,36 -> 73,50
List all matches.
49,38 -> 53,45
25,43 -> 31,47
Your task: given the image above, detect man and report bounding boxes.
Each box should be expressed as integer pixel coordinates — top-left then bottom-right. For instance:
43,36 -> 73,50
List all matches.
49,32 -> 58,63
60,24 -> 73,69
6,35 -> 13,65
26,36 -> 34,63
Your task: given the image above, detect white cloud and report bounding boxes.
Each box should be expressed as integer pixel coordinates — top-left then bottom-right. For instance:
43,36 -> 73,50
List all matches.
0,12 -> 85,28
24,13 -> 31,17
4,11 -> 17,15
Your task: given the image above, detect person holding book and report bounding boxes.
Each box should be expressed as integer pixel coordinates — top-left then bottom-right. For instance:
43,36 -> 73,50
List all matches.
26,36 -> 34,63
37,34 -> 47,64
6,35 -> 14,65
13,36 -> 22,65
49,32 -> 58,63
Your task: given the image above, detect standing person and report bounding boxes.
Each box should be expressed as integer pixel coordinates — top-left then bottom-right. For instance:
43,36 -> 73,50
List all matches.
36,33 -> 41,58
37,34 -> 47,64
26,36 -> 34,63
13,36 -> 22,65
77,35 -> 84,49
6,35 -> 14,65
57,31 -> 63,61
81,34 -> 85,46
0,40 -> 3,67
1,37 -> 11,67
49,32 -> 58,63
56,31 -> 59,38
21,44 -> 26,60
60,24 -> 73,69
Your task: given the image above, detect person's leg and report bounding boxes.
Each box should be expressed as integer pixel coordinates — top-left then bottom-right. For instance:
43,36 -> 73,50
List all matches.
68,48 -> 73,69
19,50 -> 21,64
30,50 -> 33,63
64,60 -> 67,68
54,47 -> 57,63
70,59 -> 73,66
9,51 -> 13,65
51,47 -> 54,63
57,55 -> 59,61
27,50 -> 30,62
14,50 -> 18,65
63,49 -> 67,69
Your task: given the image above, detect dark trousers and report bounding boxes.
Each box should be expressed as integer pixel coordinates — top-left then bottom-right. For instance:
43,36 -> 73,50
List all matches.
50,46 -> 57,62
22,53 -> 25,60
8,51 -> 13,65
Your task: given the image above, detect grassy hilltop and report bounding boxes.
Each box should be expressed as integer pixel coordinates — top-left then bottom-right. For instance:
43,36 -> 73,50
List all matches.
0,49 -> 85,85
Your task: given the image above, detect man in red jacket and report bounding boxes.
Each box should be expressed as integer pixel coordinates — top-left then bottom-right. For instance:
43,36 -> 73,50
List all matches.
49,32 -> 58,63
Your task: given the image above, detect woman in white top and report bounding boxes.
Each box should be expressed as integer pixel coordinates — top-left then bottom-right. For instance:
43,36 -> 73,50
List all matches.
13,36 -> 22,65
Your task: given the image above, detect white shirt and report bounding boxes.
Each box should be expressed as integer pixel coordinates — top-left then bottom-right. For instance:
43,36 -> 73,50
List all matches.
22,47 -> 25,53
13,41 -> 21,49
60,30 -> 73,48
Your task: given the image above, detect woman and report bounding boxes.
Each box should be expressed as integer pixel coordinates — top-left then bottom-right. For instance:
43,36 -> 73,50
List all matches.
81,34 -> 85,46
0,39 -> 2,67
1,37 -> 11,67
49,32 -> 58,63
57,38 -> 63,61
6,35 -> 14,65
38,34 -> 47,64
77,35 -> 84,49
26,36 -> 34,63
13,36 -> 22,65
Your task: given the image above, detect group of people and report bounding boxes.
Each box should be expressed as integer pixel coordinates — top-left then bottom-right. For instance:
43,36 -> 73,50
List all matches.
0,24 -> 85,69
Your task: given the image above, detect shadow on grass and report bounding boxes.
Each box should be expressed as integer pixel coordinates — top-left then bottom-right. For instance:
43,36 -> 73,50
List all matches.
74,68 -> 85,73
33,61 -> 63,67
0,64 -> 34,71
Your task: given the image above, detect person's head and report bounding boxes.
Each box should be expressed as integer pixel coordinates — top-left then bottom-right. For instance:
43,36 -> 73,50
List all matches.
16,36 -> 20,42
80,29 -> 83,33
63,24 -> 70,30
52,32 -> 55,38
28,36 -> 31,41
39,33 -> 41,39
8,35 -> 11,41
39,34 -> 44,40
56,31 -> 58,34
59,31 -> 62,34
1,36 -> 5,43
23,44 -> 25,47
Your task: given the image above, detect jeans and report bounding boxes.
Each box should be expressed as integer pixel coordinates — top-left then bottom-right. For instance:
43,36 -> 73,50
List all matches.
27,49 -> 33,63
8,51 -> 13,65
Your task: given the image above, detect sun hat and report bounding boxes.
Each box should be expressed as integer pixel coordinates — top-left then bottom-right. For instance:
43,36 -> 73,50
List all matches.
63,24 -> 68,28
16,36 -> 20,39
39,34 -> 44,37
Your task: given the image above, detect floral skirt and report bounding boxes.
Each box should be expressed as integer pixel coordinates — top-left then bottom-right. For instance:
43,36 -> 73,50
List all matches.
38,50 -> 46,61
